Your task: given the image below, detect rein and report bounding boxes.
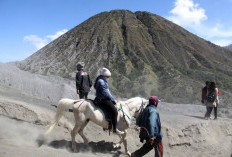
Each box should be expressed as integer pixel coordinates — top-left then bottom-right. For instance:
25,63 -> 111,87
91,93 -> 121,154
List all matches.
117,103 -> 132,128
118,98 -> 145,125
118,104 -> 131,121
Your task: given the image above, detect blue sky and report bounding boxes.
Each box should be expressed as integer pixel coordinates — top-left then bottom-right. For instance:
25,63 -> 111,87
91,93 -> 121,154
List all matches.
1,0 -> 232,63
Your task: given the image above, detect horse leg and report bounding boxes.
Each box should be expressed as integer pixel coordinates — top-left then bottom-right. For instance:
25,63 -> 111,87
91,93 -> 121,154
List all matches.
71,123 -> 81,152
78,120 -> 89,144
112,130 -> 130,155
122,131 -> 131,156
113,134 -> 123,148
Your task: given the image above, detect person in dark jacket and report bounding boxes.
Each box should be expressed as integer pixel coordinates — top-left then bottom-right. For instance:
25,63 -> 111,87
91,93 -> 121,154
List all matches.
76,62 -> 92,99
202,81 -> 212,119
204,81 -> 219,120
94,67 -> 124,135
201,81 -> 210,104
131,96 -> 163,157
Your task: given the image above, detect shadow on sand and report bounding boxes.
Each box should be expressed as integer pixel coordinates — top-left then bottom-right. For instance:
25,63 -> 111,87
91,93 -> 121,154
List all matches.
48,140 -> 122,156
184,115 -> 206,120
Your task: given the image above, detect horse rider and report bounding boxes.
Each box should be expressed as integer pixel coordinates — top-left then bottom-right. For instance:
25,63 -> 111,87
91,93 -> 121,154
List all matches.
131,96 -> 163,157
94,67 -> 124,135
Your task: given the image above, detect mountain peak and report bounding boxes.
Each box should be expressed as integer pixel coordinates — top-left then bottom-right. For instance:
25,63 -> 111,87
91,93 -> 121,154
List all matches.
17,10 -> 232,107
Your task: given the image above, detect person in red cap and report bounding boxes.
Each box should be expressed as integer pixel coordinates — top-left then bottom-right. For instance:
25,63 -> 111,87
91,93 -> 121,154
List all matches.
131,96 -> 163,157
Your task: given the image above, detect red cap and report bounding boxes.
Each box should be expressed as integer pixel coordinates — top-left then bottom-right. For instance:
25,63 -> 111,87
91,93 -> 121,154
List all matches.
149,96 -> 159,107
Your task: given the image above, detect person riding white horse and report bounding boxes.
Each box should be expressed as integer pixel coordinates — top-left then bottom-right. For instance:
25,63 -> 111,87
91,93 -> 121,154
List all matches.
94,67 -> 124,135
46,83 -> 148,155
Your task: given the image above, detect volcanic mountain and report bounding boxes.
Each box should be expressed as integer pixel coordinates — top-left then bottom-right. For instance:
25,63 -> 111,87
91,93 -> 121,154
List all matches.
17,10 -> 232,107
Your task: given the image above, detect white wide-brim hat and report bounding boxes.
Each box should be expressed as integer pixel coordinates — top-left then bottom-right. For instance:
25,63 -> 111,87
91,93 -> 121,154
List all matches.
101,67 -> 111,77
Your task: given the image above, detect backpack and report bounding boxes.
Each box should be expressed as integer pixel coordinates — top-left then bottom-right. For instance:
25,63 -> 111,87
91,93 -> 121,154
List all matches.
207,89 -> 216,103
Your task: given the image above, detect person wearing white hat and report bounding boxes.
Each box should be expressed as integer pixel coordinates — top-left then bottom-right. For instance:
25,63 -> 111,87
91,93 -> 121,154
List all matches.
101,67 -> 111,77
76,62 -> 92,99
94,68 -> 124,135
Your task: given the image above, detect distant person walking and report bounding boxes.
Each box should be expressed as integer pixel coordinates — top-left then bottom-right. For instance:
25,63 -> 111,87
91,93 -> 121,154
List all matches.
131,96 -> 163,157
204,81 -> 219,120
76,62 -> 92,99
201,81 -> 210,104
214,82 -> 220,119
202,81 -> 211,119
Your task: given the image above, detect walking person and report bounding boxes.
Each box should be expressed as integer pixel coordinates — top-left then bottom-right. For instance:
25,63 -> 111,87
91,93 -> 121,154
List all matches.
94,67 -> 124,135
202,81 -> 211,119
204,81 -> 219,120
214,82 -> 220,120
201,81 -> 210,104
76,62 -> 92,99
131,96 -> 163,157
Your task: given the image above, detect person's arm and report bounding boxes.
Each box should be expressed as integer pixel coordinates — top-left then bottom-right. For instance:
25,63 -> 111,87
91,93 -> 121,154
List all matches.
148,110 -> 159,139
216,88 -> 219,105
99,80 -> 115,103
201,87 -> 206,103
76,72 -> 82,93
201,88 -> 204,100
88,74 -> 92,87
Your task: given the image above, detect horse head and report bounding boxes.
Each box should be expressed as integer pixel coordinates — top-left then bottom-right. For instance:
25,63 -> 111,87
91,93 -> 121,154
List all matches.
122,97 -> 148,118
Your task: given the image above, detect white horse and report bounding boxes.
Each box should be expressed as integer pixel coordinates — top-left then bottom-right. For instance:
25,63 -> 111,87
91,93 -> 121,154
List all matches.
46,97 -> 147,156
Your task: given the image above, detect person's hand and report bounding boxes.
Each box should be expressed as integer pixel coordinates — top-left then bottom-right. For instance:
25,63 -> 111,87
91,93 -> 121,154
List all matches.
114,100 -> 117,105
149,137 -> 155,145
77,90 -> 80,94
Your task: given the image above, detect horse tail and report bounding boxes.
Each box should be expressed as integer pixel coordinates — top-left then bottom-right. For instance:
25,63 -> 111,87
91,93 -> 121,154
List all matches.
45,98 -> 78,134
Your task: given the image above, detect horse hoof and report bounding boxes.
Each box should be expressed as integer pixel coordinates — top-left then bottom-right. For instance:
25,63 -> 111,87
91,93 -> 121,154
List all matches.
84,142 -> 89,146
126,151 -> 131,156
112,144 -> 120,149
72,148 -> 78,153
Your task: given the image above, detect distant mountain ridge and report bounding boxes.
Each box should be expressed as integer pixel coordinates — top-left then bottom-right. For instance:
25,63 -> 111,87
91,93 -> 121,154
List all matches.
17,10 -> 232,107
225,44 -> 232,51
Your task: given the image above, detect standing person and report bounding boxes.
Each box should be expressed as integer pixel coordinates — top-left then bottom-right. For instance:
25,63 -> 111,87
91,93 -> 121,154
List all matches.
94,67 -> 124,135
131,96 -> 163,157
201,81 -> 210,104
76,62 -> 92,99
202,81 -> 211,119
204,81 -> 219,120
214,82 -> 220,120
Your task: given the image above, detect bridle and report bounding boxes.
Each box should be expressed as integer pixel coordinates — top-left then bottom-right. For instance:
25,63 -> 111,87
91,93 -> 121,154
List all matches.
134,99 -> 145,115
126,98 -> 145,115
118,98 -> 146,127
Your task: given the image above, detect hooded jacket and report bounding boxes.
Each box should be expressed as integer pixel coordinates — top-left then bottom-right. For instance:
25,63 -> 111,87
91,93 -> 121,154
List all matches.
95,76 -> 115,103
138,104 -> 162,142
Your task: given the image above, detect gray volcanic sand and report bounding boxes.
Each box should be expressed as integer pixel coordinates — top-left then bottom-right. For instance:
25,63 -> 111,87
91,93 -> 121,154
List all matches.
0,63 -> 232,157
